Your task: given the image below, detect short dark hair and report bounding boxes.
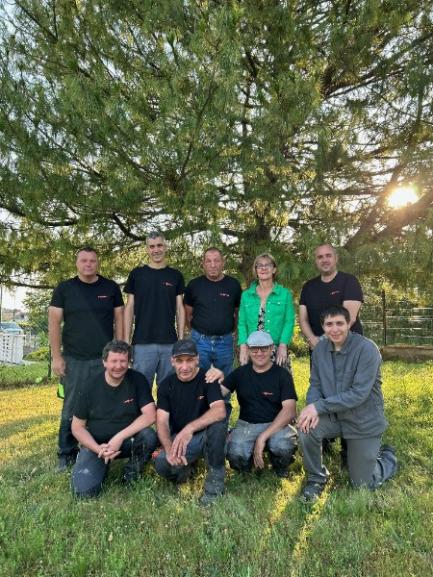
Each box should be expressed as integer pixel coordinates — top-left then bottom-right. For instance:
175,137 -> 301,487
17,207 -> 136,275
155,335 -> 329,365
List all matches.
320,305 -> 350,325
146,231 -> 165,244
102,340 -> 131,361
203,247 -> 224,259
75,246 -> 98,258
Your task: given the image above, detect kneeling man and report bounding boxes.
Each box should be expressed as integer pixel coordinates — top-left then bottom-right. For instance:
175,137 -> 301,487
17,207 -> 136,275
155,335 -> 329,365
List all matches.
298,305 -> 397,502
71,340 -> 157,497
154,339 -> 227,505
208,331 -> 298,477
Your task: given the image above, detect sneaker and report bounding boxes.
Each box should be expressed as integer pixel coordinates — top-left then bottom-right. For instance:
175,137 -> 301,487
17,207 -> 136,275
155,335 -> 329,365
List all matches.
56,455 -> 76,473
300,481 -> 326,503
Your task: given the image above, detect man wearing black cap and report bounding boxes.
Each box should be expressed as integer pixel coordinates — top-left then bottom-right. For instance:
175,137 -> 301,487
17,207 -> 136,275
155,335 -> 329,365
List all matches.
154,339 -> 227,505
207,331 -> 298,477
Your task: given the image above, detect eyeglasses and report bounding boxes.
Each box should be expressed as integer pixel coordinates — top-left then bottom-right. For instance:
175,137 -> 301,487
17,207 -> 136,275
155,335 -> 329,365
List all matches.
255,263 -> 273,269
249,346 -> 272,353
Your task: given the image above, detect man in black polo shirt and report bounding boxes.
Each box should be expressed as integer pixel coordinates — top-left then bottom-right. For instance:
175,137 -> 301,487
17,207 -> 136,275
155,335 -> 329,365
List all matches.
299,243 -> 363,351
184,247 -> 241,377
154,339 -> 227,505
71,340 -> 157,497
49,246 -> 124,471
207,331 -> 298,477
124,231 -> 185,387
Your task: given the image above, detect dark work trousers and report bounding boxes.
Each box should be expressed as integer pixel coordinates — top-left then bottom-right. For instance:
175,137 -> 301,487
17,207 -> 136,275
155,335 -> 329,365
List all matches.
154,420 -> 228,483
58,356 -> 103,458
299,414 -> 397,488
71,428 -> 157,498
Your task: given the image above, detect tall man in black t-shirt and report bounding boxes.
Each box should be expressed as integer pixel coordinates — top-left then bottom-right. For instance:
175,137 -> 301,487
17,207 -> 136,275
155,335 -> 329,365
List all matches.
49,247 -> 124,471
71,340 -> 157,497
207,331 -> 298,477
124,231 -> 185,387
184,247 -> 242,377
299,243 -> 364,351
154,339 -> 227,505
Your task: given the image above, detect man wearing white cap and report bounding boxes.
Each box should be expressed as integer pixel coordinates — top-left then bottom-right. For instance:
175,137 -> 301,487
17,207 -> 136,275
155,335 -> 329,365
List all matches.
207,331 -> 298,477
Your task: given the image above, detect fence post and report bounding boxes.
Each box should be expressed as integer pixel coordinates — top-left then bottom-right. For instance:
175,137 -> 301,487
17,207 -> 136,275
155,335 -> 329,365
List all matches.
382,289 -> 387,346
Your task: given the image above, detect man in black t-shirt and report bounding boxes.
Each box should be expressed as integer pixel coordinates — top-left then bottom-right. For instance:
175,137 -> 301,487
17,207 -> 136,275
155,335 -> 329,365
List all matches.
71,340 -> 157,498
154,339 -> 227,505
184,247 -> 242,377
124,231 -> 185,387
299,243 -> 364,350
207,331 -> 298,477
49,247 -> 124,471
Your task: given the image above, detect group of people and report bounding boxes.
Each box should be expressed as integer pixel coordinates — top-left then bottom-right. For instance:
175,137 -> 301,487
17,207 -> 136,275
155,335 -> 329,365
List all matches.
48,232 -> 397,504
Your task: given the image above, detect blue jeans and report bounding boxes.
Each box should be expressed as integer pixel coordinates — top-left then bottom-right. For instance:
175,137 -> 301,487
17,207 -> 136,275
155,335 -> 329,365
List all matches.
133,343 -> 174,387
191,329 -> 234,377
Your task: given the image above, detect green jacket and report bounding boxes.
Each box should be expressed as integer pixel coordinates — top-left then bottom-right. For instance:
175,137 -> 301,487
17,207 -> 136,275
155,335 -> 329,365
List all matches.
237,282 -> 295,345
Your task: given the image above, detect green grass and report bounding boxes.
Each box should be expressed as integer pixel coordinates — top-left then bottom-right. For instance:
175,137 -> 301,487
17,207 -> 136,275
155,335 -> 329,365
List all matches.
0,359 -> 432,577
0,361 -> 52,389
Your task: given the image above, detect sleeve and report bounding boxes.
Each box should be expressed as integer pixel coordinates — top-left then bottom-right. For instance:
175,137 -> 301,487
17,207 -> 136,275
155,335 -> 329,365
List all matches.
237,291 -> 249,345
279,288 -> 295,344
176,271 -> 185,295
299,283 -> 307,306
156,379 -> 171,412
343,274 -> 363,302
206,381 -> 224,404
183,280 -> 194,306
50,283 -> 65,308
73,386 -> 89,419
222,368 -> 238,393
123,269 -> 135,295
113,282 -> 124,307
279,369 -> 298,402
306,347 -> 325,404
313,343 -> 381,415
134,372 -> 155,408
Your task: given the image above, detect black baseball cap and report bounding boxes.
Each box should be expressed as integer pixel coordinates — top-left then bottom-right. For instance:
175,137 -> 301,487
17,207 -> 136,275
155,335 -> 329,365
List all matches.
172,339 -> 198,357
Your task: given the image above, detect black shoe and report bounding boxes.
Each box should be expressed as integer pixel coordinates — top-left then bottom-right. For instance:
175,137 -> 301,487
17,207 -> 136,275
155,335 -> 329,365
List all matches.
274,468 -> 290,479
56,454 -> 76,473
175,465 -> 193,485
300,481 -> 326,503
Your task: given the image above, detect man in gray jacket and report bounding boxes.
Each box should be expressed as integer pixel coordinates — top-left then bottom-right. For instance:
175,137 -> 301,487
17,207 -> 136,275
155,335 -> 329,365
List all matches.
298,305 -> 397,502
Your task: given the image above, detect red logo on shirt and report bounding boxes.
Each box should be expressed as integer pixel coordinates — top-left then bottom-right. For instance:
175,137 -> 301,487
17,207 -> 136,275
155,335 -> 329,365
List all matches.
197,395 -> 204,400
262,392 -> 273,396
163,281 -> 174,287
219,292 -> 230,298
97,295 -> 109,299
123,398 -> 135,404
330,290 -> 340,296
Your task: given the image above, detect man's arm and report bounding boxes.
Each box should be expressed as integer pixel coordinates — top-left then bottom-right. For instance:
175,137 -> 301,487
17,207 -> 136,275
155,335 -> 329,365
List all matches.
299,304 -> 320,349
123,294 -> 134,343
176,294 -> 185,339
156,408 -> 184,466
114,306 -> 124,340
342,300 -> 362,328
253,400 -> 296,468
106,402 -> 156,454
184,303 -> 193,331
48,306 -> 65,377
171,400 -> 226,461
72,416 -> 103,455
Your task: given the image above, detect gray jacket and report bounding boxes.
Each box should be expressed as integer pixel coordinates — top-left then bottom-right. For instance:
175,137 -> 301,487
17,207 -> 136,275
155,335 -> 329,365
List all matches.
307,332 -> 387,438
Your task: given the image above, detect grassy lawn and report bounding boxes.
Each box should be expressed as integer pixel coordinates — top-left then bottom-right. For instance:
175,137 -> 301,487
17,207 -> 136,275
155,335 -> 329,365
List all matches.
0,358 -> 432,577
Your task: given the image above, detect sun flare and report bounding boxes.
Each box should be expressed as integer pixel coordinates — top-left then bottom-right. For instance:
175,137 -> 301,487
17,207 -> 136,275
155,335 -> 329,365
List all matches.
387,185 -> 418,209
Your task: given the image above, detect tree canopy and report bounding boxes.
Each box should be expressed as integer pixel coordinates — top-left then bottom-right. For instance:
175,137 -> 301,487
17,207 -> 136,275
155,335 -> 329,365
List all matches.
1,0 -> 433,296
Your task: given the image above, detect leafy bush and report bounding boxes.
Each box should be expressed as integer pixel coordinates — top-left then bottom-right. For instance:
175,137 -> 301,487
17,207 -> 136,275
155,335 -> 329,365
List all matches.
25,346 -> 50,361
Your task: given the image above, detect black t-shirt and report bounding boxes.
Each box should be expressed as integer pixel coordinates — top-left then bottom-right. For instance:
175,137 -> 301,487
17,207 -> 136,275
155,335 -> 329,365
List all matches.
157,368 -> 223,434
50,275 -> 124,360
184,275 -> 242,335
224,363 -> 297,424
124,265 -> 185,344
74,369 -> 154,443
300,271 -> 364,336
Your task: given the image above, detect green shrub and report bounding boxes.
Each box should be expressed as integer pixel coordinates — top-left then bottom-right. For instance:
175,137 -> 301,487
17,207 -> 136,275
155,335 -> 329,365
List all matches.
25,346 -> 50,361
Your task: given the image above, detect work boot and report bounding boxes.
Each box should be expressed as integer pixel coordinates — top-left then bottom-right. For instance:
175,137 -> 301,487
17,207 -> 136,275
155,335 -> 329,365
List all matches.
200,466 -> 225,506
56,454 -> 76,473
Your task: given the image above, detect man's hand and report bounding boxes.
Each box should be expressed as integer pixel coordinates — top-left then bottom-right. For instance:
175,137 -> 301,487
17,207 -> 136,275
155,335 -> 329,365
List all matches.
276,344 -> 288,366
106,433 -> 124,455
97,443 -> 121,464
253,434 -> 266,469
52,355 -> 66,377
308,335 -> 320,350
205,367 -> 225,383
297,404 -> 319,434
170,426 -> 193,465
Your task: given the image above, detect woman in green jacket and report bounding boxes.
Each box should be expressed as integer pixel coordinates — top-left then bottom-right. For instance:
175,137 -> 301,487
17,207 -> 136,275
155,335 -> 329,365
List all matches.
238,253 -> 295,367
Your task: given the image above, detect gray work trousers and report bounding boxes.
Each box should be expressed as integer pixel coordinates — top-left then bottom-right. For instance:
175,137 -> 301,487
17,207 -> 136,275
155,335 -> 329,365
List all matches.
132,343 -> 174,387
299,414 -> 397,488
227,419 -> 298,472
